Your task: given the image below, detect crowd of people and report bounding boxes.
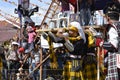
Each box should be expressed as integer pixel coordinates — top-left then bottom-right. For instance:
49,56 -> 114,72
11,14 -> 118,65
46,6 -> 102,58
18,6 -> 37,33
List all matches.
0,21 -> 41,80
0,0 -> 120,80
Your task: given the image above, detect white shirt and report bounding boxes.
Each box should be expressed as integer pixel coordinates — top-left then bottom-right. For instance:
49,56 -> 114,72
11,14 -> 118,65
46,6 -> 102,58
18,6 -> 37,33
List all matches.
108,27 -> 118,49
8,50 -> 18,61
41,35 -> 63,49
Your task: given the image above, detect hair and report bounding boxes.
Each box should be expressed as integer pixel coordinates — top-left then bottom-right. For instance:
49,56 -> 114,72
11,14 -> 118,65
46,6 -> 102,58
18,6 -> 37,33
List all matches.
107,12 -> 119,21
43,22 -> 47,25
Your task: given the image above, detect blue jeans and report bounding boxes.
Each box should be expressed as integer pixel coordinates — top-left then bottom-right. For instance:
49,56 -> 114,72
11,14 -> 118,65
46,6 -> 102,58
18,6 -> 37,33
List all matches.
80,8 -> 92,26
30,63 -> 39,80
28,42 -> 34,51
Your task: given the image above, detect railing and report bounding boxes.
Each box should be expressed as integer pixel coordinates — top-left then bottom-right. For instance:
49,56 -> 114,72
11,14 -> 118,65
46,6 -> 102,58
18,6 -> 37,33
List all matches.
1,68 -> 63,80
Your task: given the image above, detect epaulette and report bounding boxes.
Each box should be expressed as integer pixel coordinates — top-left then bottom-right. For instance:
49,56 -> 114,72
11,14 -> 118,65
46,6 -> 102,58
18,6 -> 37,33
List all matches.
68,36 -> 81,42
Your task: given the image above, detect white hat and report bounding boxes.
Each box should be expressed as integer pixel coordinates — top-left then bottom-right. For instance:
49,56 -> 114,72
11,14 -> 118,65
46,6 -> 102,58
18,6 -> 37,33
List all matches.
12,41 -> 20,46
70,21 -> 86,43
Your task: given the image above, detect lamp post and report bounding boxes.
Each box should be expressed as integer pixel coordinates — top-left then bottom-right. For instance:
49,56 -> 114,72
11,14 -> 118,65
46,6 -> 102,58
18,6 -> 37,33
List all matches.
17,0 -> 29,45
16,0 -> 38,45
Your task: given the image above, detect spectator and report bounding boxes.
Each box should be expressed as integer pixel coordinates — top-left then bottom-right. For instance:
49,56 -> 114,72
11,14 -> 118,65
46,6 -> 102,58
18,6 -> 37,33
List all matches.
7,41 -> 21,80
23,21 -> 29,39
29,22 -> 36,32
102,2 -> 120,80
27,26 -> 36,52
30,44 -> 40,80
0,46 -> 4,80
41,22 -> 48,29
0,46 -> 8,80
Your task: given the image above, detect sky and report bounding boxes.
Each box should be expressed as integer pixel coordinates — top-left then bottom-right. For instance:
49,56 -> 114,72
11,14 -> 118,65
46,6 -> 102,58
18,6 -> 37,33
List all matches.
0,0 -> 51,25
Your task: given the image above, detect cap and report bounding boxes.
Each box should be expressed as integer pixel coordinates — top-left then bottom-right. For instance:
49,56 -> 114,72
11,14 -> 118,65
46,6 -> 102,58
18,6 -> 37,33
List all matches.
104,2 -> 120,20
18,47 -> 25,53
69,26 -> 78,33
12,41 -> 20,46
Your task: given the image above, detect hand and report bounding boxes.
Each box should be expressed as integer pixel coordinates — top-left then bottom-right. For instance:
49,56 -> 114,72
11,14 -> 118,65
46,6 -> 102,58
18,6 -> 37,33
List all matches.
63,32 -> 69,38
19,60 -> 23,64
100,41 -> 104,47
76,36 -> 81,40
36,63 -> 39,66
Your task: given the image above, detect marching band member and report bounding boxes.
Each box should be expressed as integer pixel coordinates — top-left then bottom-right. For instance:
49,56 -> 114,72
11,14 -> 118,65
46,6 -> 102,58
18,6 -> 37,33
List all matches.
100,1 -> 120,80
62,21 -> 86,80
82,29 -> 98,80
41,28 -> 74,79
43,22 -> 85,80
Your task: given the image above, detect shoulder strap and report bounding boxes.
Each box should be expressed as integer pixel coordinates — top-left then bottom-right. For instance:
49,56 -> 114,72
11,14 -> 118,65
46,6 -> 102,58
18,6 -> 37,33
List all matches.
116,22 -> 120,53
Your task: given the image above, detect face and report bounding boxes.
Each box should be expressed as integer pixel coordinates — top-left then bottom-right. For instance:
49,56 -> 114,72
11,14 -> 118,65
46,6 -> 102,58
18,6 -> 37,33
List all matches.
12,45 -> 18,50
56,29 -> 64,38
69,30 -> 78,37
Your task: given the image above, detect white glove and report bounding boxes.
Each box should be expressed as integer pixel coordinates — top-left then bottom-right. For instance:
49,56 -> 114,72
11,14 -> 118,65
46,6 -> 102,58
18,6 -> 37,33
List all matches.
100,41 -> 104,47
63,32 -> 69,37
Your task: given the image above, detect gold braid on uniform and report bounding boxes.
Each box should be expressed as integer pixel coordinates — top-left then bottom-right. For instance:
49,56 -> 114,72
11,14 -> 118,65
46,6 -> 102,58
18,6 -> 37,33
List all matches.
68,36 -> 81,43
85,30 -> 95,48
47,35 -> 58,69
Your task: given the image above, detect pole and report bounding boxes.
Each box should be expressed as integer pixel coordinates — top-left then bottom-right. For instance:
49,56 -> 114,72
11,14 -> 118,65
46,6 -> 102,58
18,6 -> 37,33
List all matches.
18,0 -> 23,45
25,54 -> 50,79
19,13 -> 22,46
18,0 -> 30,45
77,0 -> 79,13
40,48 -> 42,80
97,47 -> 100,80
20,54 -> 29,68
101,47 -> 104,71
